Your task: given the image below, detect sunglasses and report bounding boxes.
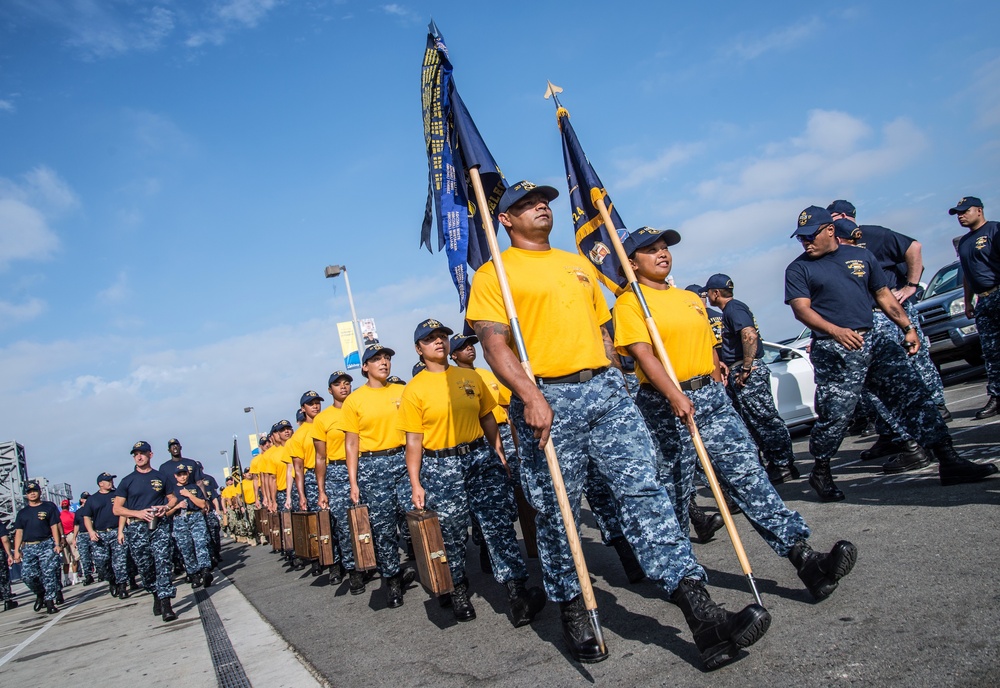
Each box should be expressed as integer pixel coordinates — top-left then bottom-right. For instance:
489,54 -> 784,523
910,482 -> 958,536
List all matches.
796,230 -> 821,244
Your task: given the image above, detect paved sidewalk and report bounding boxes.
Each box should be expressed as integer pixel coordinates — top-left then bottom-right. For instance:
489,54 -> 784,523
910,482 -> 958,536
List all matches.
0,545 -> 326,687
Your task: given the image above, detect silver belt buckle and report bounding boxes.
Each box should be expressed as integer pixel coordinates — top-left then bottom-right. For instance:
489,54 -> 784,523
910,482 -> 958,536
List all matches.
579,369 -> 594,383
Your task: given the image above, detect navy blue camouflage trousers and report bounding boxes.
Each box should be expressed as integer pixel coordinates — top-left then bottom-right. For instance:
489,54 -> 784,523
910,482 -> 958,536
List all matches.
20,540 -> 60,601
206,512 -> 221,559
302,469 -> 320,512
510,368 -> 704,602
636,381 -> 810,557
727,362 -> 796,468
421,441 -> 528,586
172,512 -> 212,574
357,449 -> 410,578
0,552 -> 10,600
809,333 -> 948,463
77,533 -> 93,577
975,289 -> 1000,397
583,460 -> 626,545
124,521 -> 175,599
93,530 -> 128,584
322,462 -> 354,570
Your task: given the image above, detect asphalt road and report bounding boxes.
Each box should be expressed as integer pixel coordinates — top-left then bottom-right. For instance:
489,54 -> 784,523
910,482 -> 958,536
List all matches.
220,365 -> 999,688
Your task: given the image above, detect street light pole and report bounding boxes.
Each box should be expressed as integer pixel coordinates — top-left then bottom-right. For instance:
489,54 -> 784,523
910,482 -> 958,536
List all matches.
220,449 -> 228,478
243,406 -> 260,437
325,264 -> 362,356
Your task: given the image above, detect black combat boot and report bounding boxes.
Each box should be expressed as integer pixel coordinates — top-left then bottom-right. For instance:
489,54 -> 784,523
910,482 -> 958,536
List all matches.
129,576 -> 140,591
153,595 -> 162,616
190,571 -> 202,589
505,579 -> 546,627
451,579 -> 476,622
788,540 -> 857,600
689,501 -> 725,543
401,565 -> 417,588
974,396 -> 998,420
55,589 -> 64,604
931,438 -> 999,485
33,593 -> 44,612
765,462 -> 801,484
385,573 -> 404,608
108,580 -> 117,596
559,596 -> 608,663
348,569 -> 366,595
937,404 -> 953,422
83,574 -> 94,586
860,435 -> 903,461
328,563 -> 345,586
881,440 -> 932,474
117,583 -> 129,599
160,596 -> 177,622
45,600 -> 58,615
670,578 -> 771,671
202,568 -> 214,588
610,537 -> 645,583
3,598 -> 18,611
809,460 -> 845,502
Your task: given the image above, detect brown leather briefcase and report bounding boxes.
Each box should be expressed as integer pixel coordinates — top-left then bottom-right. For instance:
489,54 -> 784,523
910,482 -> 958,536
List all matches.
292,511 -> 319,561
406,509 -> 453,596
316,510 -> 336,567
347,504 -> 378,572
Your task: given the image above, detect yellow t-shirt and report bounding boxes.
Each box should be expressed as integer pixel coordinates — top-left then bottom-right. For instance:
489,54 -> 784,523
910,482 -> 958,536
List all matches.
398,367 -> 496,451
466,247 -> 611,378
613,285 -> 716,384
269,444 -> 293,490
286,422 -> 317,470
475,367 -> 510,424
240,478 -> 256,504
221,485 -> 239,501
312,404 -> 347,462
338,385 -> 405,452
254,447 -> 275,476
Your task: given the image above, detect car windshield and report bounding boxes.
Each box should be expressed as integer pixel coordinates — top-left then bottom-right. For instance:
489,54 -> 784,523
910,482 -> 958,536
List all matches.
923,262 -> 962,298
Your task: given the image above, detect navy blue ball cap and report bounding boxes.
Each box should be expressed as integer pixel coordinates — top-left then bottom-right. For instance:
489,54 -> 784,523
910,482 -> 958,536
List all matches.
386,375 -> 405,385
412,361 -> 427,376
328,370 -> 353,386
833,218 -> 862,240
705,273 -> 734,290
792,206 -> 834,237
949,196 -> 983,215
300,390 -> 324,405
449,333 -> 478,351
362,344 -> 395,366
174,463 -> 191,474
97,472 -> 116,483
622,226 -> 681,257
272,419 -> 293,433
826,199 -> 856,217
24,480 -> 40,494
131,440 -> 152,455
80,491 -> 90,500
413,318 -> 453,343
167,438 -> 180,447
295,409 -> 306,423
685,284 -> 707,297
498,180 -> 559,213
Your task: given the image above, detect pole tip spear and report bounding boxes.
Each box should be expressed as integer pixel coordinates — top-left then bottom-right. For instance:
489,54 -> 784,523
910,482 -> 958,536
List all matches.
543,80 -> 563,100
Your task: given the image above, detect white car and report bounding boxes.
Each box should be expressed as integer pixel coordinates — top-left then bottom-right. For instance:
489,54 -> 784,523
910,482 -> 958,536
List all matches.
761,341 -> 817,428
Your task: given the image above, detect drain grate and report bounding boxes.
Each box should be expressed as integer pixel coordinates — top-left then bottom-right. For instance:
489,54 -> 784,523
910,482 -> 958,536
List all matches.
195,588 -> 253,688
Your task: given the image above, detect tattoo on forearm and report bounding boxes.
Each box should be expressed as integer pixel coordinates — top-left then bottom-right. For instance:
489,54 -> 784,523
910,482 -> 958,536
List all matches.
741,328 -> 757,370
473,320 -> 511,344
601,326 -> 622,369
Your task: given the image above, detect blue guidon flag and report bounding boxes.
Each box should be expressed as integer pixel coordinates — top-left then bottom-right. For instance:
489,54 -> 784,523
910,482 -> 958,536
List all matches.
420,21 -> 507,311
553,100 -> 628,294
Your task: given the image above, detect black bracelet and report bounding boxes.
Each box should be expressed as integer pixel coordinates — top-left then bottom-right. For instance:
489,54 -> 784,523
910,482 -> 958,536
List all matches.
906,281 -> 919,288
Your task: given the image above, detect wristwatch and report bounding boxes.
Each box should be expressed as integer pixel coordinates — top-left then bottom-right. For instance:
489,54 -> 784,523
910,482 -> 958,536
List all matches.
902,324 -> 916,333
906,281 -> 920,288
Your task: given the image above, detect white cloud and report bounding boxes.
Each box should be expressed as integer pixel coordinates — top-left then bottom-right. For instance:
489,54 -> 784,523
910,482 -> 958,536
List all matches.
0,166 -> 75,269
380,4 -> 420,22
0,100 -> 14,113
98,272 -> 129,304
723,17 -> 820,61
0,297 -> 46,324
695,110 -> 927,205
614,143 -> 701,190
186,0 -> 282,47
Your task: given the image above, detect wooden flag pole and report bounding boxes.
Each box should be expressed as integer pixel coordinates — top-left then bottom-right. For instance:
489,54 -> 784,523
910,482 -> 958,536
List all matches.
467,166 -> 605,652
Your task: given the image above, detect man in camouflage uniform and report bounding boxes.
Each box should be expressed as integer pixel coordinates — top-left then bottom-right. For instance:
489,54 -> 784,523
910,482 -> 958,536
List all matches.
12,481 -> 62,613
468,182 -> 770,669
0,518 -> 16,611
85,474 -> 130,598
706,273 -> 799,483
951,196 -> 1000,420
73,492 -> 95,584
786,207 -> 997,501
114,441 -> 177,621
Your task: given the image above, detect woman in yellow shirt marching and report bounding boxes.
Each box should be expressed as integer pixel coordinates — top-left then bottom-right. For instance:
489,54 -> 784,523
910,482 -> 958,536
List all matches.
343,344 -> 415,609
401,319 -> 545,626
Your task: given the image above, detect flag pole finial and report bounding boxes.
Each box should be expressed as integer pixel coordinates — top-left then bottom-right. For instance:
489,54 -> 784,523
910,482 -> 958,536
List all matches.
543,80 -> 563,102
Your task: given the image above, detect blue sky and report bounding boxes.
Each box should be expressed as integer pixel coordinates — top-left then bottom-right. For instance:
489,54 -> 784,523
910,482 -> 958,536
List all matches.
1,1 -> 998,495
